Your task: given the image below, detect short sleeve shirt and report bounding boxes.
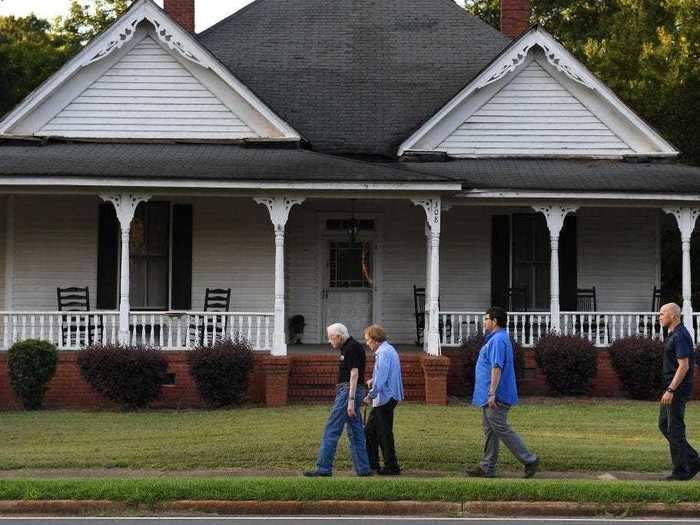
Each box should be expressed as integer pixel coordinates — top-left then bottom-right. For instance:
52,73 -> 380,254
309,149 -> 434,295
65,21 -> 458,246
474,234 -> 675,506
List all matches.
663,324 -> 695,399
337,337 -> 366,385
472,329 -> 519,407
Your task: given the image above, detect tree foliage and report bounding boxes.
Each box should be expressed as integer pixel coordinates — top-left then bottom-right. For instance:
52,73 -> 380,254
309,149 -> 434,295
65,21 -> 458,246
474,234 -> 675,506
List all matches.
0,0 -> 132,117
464,0 -> 700,165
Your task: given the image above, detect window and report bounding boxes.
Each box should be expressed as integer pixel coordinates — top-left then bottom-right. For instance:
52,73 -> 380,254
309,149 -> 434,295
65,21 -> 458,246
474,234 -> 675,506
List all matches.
129,202 -> 170,310
329,241 -> 372,288
511,214 -> 550,310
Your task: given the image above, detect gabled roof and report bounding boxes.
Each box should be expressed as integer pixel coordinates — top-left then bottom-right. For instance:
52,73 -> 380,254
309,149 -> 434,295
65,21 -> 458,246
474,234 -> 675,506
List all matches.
399,26 -> 678,159
198,0 -> 511,157
0,0 -> 300,141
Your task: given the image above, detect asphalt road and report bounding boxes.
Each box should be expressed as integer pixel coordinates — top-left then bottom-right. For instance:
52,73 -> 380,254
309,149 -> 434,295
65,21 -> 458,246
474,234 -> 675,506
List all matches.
0,517 -> 700,525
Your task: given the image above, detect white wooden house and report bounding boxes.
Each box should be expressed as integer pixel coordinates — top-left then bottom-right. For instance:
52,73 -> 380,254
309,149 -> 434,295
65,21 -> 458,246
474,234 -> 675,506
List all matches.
0,0 -> 699,358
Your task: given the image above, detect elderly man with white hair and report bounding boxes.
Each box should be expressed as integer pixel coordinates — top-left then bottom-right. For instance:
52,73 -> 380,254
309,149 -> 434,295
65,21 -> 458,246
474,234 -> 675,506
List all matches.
303,322 -> 373,477
658,302 -> 700,481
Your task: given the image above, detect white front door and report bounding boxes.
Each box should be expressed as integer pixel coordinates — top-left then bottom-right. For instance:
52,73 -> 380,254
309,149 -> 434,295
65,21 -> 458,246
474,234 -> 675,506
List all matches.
323,240 -> 373,340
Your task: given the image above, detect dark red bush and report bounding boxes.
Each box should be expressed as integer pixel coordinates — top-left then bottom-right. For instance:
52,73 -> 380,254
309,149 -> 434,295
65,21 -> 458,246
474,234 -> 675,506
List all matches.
187,338 -> 255,408
77,344 -> 167,409
454,334 -> 525,398
608,336 -> 663,400
534,334 -> 598,396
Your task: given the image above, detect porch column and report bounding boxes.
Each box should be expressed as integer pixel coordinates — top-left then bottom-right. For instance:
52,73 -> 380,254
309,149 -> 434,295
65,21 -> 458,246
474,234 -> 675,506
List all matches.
100,193 -> 151,344
423,224 -> 432,352
663,207 -> 700,335
533,205 -> 578,333
413,197 -> 441,356
255,196 -> 305,356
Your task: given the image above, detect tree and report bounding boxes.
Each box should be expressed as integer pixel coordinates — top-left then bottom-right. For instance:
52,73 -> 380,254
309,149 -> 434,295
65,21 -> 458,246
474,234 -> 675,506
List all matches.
0,1 -> 133,118
463,0 -> 700,166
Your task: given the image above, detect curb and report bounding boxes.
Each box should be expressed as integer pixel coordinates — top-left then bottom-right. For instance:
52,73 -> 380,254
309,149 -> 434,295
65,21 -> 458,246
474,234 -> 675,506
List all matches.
1,500 -> 700,517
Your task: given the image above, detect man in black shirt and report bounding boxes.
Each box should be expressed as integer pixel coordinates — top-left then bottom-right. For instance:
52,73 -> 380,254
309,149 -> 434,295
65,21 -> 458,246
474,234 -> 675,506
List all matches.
304,323 -> 373,477
658,303 -> 700,481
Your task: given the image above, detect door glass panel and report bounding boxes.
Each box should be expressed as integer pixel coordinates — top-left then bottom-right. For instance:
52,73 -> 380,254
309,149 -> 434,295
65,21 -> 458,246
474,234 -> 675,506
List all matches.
512,214 -> 550,309
329,242 -> 372,288
129,202 -> 170,309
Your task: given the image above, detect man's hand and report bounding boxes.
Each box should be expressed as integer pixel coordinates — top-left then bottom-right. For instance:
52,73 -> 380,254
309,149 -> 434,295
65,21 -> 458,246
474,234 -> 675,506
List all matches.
661,391 -> 674,405
366,379 -> 373,388
487,394 -> 497,410
347,403 -> 357,418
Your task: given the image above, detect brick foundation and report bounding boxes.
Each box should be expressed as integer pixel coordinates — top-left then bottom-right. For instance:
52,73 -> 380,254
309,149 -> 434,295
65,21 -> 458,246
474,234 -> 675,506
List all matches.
0,348 -> 696,409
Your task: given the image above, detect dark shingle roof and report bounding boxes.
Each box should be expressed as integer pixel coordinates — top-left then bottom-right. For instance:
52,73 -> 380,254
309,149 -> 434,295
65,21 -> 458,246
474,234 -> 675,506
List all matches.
198,0 -> 511,157
402,159 -> 700,193
0,141 -> 453,183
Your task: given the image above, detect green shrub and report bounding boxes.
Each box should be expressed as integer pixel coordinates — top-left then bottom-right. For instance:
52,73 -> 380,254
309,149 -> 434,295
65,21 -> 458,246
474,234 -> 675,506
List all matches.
608,336 -> 663,400
534,334 -> 598,396
454,334 -> 525,398
7,339 -> 58,409
188,338 -> 255,407
77,344 -> 167,409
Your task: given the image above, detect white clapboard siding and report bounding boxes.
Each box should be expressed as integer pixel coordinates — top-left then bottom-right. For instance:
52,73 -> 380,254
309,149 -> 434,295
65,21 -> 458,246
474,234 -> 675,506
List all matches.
192,198 -> 273,314
12,196 -> 98,311
39,37 -> 258,139
438,61 -> 634,156
577,208 -> 658,311
286,207 -> 322,343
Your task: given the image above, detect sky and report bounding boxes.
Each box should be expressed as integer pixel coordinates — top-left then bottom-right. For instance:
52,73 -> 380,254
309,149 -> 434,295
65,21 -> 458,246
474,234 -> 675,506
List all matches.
0,0 -> 257,32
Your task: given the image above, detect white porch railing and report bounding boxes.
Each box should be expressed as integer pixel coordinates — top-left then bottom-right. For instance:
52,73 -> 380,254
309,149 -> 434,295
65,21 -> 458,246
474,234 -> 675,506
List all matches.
561,312 -> 663,346
440,311 -> 662,348
0,311 -> 120,350
127,312 -> 274,351
439,311 -> 552,347
0,311 -> 274,351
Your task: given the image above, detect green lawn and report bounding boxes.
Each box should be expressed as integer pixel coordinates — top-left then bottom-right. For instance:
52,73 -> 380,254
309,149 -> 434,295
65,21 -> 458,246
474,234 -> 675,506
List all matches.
0,400 -> 693,473
1,478 -> 699,505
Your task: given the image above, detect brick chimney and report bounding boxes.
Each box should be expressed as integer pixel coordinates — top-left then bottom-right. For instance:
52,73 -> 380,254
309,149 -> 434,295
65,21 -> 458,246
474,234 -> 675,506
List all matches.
501,0 -> 530,39
164,0 -> 195,33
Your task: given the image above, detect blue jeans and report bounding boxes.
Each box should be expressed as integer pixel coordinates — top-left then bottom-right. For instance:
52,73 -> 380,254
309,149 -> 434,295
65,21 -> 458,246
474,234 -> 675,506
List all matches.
315,384 -> 371,475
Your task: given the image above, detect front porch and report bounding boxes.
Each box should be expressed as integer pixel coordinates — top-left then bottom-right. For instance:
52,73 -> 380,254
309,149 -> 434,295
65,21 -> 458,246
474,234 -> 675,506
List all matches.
1,193 -> 698,353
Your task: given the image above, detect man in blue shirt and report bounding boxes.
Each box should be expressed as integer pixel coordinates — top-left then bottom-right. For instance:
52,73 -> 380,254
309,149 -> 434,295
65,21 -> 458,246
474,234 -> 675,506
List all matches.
363,324 -> 404,475
658,303 -> 700,481
466,307 -> 539,478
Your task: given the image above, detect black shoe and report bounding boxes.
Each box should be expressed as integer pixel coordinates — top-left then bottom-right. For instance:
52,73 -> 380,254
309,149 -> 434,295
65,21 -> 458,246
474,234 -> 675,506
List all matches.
465,466 -> 495,478
357,470 -> 374,477
378,466 -> 401,476
688,462 -> 700,480
524,458 -> 540,479
303,470 -> 331,477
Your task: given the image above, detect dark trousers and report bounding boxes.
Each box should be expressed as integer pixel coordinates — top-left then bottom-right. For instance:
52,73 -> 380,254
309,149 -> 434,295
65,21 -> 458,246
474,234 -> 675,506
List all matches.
365,398 -> 399,472
659,398 -> 700,478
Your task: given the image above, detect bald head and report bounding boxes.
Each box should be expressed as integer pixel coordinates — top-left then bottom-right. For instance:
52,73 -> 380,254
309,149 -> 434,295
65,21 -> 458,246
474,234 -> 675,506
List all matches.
659,302 -> 682,329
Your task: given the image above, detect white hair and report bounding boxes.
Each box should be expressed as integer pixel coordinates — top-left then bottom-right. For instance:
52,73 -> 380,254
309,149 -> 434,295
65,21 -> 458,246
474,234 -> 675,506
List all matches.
326,323 -> 350,341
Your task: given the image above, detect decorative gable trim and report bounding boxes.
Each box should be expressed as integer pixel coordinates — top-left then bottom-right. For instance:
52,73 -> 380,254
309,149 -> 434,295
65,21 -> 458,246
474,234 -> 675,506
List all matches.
0,0 -> 300,141
399,26 -> 677,158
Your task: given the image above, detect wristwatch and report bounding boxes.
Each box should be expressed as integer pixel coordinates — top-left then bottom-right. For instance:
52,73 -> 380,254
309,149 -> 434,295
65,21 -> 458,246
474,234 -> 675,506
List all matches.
666,387 -> 676,394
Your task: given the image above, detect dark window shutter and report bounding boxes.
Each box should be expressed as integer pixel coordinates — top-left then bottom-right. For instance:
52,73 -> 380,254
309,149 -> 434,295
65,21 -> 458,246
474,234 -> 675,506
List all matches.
559,215 -> 577,311
171,204 -> 193,310
97,203 -> 119,310
491,215 -> 510,308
